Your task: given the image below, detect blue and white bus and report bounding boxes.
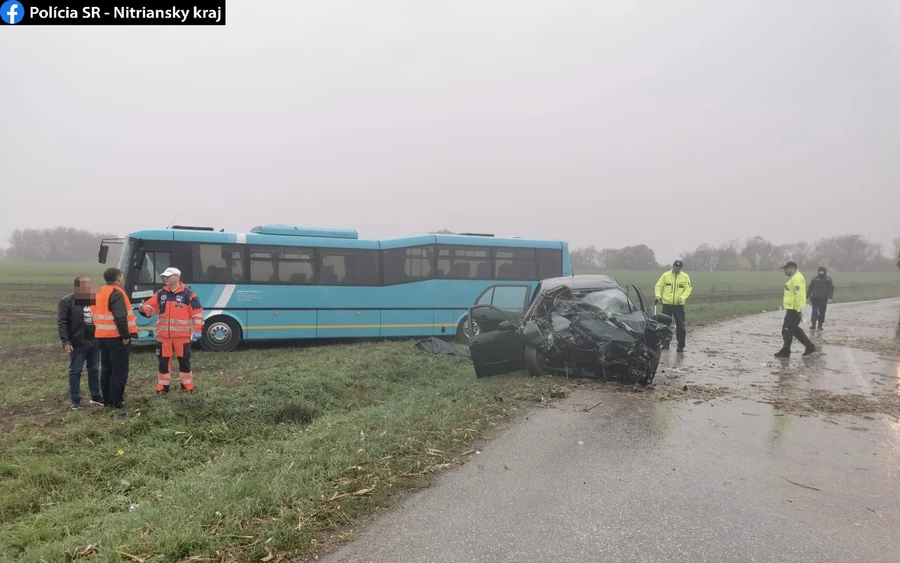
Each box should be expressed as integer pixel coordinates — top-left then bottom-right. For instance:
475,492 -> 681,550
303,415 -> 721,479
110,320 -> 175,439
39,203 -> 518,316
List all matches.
99,224 -> 571,351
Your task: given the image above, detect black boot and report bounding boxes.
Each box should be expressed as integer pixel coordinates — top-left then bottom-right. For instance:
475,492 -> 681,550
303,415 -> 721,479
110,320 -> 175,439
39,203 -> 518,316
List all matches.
774,349 -> 790,358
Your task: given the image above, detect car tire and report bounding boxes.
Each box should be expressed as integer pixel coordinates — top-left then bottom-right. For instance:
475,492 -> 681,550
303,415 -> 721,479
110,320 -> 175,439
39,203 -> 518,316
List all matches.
200,316 -> 242,352
637,356 -> 660,386
524,346 -> 547,377
456,316 -> 480,343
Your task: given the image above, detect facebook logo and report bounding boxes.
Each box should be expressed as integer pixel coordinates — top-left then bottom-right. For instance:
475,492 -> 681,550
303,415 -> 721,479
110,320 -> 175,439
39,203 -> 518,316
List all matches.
1,0 -> 24,24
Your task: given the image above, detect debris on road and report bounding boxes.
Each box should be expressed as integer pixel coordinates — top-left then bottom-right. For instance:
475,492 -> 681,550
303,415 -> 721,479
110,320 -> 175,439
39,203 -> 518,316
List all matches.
761,390 -> 900,418
783,476 -> 821,492
582,400 -> 603,412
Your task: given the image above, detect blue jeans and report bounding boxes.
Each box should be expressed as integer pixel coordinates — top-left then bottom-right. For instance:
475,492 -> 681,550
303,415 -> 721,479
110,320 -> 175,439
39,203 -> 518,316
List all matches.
69,339 -> 101,402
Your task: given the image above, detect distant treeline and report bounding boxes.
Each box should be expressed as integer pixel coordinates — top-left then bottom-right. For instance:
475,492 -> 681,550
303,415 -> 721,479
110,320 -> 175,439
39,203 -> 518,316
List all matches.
4,228 -> 120,263
3,228 -> 899,273
572,235 -> 900,273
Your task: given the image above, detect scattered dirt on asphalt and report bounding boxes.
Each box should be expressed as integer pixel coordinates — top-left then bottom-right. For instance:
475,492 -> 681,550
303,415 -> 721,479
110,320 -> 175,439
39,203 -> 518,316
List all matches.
761,389 -> 900,419
653,384 -> 737,404
827,336 -> 900,362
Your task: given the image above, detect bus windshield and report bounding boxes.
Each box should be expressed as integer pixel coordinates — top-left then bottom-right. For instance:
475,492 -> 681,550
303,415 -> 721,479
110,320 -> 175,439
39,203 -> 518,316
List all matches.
117,237 -> 134,273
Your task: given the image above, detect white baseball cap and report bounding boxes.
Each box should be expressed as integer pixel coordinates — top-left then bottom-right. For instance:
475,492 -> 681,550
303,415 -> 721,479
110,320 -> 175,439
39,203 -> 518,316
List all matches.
160,267 -> 182,278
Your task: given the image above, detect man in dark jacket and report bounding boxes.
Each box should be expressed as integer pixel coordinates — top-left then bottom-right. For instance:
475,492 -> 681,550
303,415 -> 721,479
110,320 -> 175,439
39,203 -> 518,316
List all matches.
807,266 -> 835,331
57,276 -> 102,409
91,267 -> 138,413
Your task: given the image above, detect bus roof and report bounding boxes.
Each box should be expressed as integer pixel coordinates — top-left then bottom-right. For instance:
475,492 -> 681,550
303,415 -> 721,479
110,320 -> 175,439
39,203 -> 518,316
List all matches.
126,226 -> 566,250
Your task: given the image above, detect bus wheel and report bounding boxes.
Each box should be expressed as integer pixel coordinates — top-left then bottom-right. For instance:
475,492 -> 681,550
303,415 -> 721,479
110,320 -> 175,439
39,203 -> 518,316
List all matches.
201,316 -> 242,352
456,316 -> 480,343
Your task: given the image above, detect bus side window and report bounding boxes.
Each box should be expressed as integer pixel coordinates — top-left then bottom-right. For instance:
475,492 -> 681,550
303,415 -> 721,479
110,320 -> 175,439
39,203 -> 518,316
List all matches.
494,248 -> 536,281
383,246 -> 431,285
436,246 -> 489,279
137,251 -> 171,284
537,249 -> 562,279
192,244 -> 247,283
279,248 -> 316,284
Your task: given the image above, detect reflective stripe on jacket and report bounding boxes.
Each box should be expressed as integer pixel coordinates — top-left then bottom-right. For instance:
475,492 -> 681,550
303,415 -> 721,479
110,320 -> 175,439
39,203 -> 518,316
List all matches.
783,272 -> 807,312
92,284 -> 137,339
654,270 -> 693,305
138,283 -> 203,340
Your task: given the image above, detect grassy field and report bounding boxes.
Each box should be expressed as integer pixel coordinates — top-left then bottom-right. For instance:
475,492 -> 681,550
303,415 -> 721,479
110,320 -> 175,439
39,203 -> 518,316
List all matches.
0,261 -> 107,285
0,261 -> 898,562
579,269 -> 900,304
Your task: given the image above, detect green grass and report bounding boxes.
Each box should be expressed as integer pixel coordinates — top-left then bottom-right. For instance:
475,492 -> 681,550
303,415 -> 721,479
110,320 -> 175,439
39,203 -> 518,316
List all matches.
0,261 -> 105,285
577,269 -> 900,304
1,340 -> 552,563
1,262 -> 898,562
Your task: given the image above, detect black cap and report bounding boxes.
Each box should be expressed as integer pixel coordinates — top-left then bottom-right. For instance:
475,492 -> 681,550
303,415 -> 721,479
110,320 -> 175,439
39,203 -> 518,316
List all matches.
673,260 -> 683,267
780,261 -> 797,269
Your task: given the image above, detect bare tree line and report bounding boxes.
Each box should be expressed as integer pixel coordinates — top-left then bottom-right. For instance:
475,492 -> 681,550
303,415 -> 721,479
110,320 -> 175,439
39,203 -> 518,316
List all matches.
4,228 -> 119,262
572,235 -> 900,272
3,228 -> 898,273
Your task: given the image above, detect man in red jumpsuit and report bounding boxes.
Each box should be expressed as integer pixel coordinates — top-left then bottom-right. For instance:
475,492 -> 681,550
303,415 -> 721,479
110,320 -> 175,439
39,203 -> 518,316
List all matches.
138,267 -> 204,394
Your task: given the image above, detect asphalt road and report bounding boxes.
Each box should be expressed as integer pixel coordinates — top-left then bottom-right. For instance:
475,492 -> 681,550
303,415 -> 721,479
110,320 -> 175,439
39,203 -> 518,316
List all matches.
322,299 -> 900,563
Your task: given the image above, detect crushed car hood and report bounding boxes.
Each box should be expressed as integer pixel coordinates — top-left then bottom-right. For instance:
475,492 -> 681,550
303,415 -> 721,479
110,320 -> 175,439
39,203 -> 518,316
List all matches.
521,285 -> 672,382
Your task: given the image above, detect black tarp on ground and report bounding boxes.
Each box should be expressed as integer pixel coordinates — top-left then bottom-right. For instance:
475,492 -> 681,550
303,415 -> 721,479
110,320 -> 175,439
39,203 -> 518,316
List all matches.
415,337 -> 471,359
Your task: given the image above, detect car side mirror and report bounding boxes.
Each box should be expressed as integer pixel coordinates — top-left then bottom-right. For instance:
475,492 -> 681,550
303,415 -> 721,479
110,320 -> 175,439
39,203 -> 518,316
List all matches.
98,245 -> 109,264
653,313 -> 672,325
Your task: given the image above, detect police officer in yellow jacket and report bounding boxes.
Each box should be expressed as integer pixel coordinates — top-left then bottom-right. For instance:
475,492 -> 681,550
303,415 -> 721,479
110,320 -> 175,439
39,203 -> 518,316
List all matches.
775,261 -> 816,358
654,260 -> 692,352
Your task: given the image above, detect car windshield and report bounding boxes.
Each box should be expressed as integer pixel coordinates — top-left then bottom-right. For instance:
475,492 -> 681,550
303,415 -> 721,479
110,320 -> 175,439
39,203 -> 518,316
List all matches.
573,288 -> 634,316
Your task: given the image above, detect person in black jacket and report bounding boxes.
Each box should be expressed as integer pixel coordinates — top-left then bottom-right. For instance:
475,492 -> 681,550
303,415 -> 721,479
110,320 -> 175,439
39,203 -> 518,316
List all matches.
807,266 -> 835,331
57,277 -> 103,409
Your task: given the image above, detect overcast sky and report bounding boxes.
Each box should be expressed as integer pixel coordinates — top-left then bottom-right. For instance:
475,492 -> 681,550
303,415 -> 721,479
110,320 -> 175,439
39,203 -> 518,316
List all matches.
1,0 -> 897,263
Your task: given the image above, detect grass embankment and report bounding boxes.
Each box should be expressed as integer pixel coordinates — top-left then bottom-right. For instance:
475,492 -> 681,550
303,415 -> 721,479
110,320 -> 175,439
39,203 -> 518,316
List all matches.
0,262 -> 898,562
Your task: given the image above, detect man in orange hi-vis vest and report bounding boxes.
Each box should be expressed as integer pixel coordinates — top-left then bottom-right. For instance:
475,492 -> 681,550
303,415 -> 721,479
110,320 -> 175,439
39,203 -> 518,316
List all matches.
138,267 -> 204,394
91,267 -> 138,412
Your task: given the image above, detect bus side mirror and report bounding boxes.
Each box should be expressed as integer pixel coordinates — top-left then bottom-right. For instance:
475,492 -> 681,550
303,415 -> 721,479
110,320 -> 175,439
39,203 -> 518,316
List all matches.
98,245 -> 109,264
133,249 -> 146,270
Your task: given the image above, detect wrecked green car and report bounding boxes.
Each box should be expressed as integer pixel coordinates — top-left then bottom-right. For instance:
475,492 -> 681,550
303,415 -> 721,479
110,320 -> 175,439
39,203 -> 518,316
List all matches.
468,275 -> 673,385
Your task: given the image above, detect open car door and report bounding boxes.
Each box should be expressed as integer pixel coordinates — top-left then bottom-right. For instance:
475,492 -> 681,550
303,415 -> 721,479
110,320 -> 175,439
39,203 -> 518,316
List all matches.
631,282 -> 650,315
469,285 -> 532,333
468,318 -> 527,378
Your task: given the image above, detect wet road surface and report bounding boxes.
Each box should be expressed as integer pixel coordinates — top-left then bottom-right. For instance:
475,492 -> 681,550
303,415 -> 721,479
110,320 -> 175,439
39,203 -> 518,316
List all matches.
321,299 -> 900,563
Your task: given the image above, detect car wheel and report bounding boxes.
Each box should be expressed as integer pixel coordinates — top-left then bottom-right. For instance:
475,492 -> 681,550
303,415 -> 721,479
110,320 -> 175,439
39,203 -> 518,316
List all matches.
201,316 -> 242,352
524,346 -> 547,377
638,356 -> 660,386
457,316 -> 480,343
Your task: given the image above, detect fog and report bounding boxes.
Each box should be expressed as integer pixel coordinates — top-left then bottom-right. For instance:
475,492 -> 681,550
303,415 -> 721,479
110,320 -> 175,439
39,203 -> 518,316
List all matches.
1,0 -> 897,263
